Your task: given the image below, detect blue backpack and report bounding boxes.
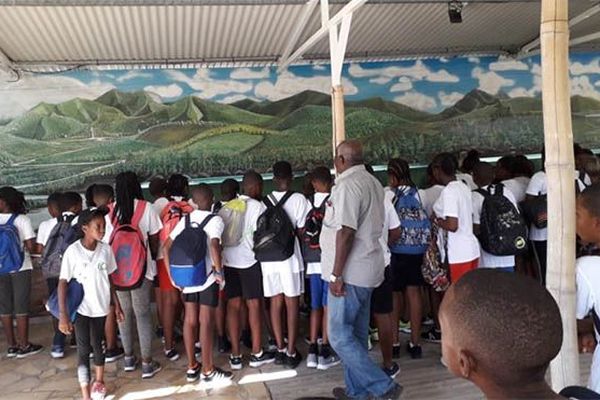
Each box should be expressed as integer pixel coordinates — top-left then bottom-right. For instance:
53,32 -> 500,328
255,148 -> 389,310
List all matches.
389,187 -> 431,255
169,214 -> 214,288
46,279 -> 84,322
0,214 -> 24,275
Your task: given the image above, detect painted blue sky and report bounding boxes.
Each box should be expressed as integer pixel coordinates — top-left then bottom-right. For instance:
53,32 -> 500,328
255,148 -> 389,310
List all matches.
1,52 -> 600,118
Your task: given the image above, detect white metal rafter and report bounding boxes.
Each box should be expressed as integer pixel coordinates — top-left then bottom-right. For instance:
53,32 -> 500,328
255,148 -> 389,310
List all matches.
279,0 -> 319,66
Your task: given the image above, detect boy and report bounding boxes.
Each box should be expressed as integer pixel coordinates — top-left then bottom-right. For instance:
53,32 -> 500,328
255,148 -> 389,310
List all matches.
164,184 -> 232,383
260,161 -> 310,368
305,167 -> 340,371
223,171 -> 275,370
35,192 -> 62,254
471,162 -> 519,272
440,269 -> 564,399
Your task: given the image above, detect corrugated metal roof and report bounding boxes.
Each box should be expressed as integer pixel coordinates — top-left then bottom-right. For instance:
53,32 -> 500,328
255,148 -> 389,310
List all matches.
0,0 -> 599,71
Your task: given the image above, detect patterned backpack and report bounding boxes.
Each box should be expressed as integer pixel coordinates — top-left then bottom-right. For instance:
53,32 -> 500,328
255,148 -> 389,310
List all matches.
421,220 -> 450,292
390,187 -> 431,255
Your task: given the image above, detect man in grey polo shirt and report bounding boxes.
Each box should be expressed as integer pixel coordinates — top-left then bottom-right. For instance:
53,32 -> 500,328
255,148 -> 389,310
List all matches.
321,140 -> 402,400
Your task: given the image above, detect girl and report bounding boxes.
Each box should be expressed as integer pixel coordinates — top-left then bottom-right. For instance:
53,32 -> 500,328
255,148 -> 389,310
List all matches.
58,209 -> 124,400
0,186 -> 42,359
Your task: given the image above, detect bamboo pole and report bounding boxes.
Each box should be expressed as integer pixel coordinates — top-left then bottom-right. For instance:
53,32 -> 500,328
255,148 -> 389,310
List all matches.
331,84 -> 346,156
541,0 -> 580,390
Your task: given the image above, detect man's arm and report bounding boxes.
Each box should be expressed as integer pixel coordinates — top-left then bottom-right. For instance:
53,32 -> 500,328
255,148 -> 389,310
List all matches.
330,226 -> 356,297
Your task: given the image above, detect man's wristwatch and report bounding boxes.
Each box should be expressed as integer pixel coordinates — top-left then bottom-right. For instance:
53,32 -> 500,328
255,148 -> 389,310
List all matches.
329,274 -> 342,283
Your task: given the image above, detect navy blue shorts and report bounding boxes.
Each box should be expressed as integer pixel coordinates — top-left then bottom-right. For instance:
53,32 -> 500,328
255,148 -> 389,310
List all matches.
309,274 -> 328,309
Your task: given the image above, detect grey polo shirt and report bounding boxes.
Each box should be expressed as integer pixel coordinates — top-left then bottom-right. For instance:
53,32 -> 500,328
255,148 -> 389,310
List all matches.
320,164 -> 385,288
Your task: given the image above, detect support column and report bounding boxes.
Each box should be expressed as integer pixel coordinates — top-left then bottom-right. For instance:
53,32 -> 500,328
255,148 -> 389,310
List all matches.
541,0 -> 580,390
331,85 -> 346,154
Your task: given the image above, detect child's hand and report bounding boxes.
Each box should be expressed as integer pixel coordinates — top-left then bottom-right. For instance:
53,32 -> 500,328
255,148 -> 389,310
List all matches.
115,306 -> 125,323
59,315 -> 73,335
580,333 -> 597,353
214,270 -> 224,286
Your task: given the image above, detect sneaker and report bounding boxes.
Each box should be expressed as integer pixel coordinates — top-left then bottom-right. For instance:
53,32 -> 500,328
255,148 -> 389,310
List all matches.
421,328 -> 442,343
267,338 -> 277,352
249,350 -> 275,368
69,335 -> 78,349
123,355 -> 137,372
407,342 -> 422,359
440,356 -> 447,368
369,327 -> 379,342
141,360 -> 162,379
285,350 -> 302,369
383,362 -> 401,379
6,346 -> 18,358
51,345 -> 65,359
186,364 -> 201,383
317,349 -> 341,371
201,366 -> 233,383
218,335 -> 232,354
164,348 -> 180,362
368,335 -> 373,351
16,343 -> 43,359
399,322 -> 412,335
306,344 -> 318,368
91,380 -> 107,400
375,383 -> 403,400
195,342 -> 202,356
105,347 -> 125,363
333,387 -> 353,400
229,354 -> 243,370
392,344 -> 401,359
155,325 -> 164,339
274,349 -> 286,365
422,317 -> 435,327
241,329 -> 252,349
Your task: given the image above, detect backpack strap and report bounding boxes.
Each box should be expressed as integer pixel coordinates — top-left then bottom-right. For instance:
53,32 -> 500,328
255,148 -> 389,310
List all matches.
278,191 -> 294,208
198,214 -> 215,231
592,309 -> 600,335
131,200 -> 147,227
319,195 -> 331,211
475,188 -> 489,198
5,213 -> 18,226
184,213 -> 191,229
265,192 -> 294,209
494,183 -> 504,196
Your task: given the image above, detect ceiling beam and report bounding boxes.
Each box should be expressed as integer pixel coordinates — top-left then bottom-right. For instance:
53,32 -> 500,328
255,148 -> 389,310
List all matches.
0,47 -> 18,78
0,0 -> 540,5
278,0 -> 319,68
570,30 -> 600,47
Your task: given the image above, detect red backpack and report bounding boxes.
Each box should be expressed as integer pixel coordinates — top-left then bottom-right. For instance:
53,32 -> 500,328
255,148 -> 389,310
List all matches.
159,200 -> 194,243
109,201 -> 148,290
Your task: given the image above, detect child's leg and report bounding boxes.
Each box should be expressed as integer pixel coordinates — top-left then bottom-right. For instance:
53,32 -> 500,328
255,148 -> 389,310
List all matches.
13,270 -> 32,347
309,308 -> 322,344
406,286 -> 423,345
116,291 -> 134,357
104,306 -> 118,350
199,304 -> 216,374
130,279 -> 154,363
0,273 -> 16,347
90,316 -> 107,376
269,294 -> 285,350
154,284 -> 163,329
246,299 -> 262,354
162,289 -> 179,352
374,312 -> 394,369
47,278 -> 66,349
322,306 -> 329,344
75,314 -> 92,399
216,292 -> 227,338
227,297 -> 242,356
283,295 -> 299,354
15,315 -> 29,347
183,301 -> 199,368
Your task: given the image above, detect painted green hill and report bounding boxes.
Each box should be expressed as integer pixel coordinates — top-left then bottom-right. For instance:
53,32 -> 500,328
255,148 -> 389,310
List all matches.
437,89 -> 501,120
190,97 -> 274,126
239,90 -> 332,117
96,89 -> 163,116
571,95 -> 600,113
347,97 -> 431,121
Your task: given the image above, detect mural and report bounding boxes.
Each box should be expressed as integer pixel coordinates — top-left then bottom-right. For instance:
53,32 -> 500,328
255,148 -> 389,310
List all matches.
1,53 -> 600,194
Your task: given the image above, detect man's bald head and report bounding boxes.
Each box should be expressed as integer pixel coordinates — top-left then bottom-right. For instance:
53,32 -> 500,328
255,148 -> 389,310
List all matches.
335,140 -> 364,173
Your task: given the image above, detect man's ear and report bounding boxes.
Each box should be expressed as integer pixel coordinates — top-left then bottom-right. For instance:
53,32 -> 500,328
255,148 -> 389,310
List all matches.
458,349 -> 476,379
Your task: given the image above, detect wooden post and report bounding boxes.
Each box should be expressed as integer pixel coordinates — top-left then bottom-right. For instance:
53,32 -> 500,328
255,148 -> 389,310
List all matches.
541,0 -> 580,390
331,85 -> 346,155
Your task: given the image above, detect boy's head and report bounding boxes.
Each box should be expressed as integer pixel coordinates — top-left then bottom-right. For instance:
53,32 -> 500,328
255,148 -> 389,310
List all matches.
92,184 -> 114,208
85,184 -> 97,208
387,158 -> 411,187
167,174 -> 189,198
191,184 -> 214,211
149,176 -> 168,199
311,166 -> 333,193
47,192 -> 63,218
78,208 -> 107,242
440,269 -> 562,390
272,161 -> 293,190
220,179 -> 240,202
472,162 -> 495,188
60,192 -> 83,214
512,154 -> 534,178
494,156 -> 514,182
242,170 -> 263,200
460,149 -> 481,174
577,184 -> 600,245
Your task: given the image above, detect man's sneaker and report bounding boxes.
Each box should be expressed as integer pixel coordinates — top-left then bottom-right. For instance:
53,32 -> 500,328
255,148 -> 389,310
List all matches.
317,352 -> 341,370
105,347 -> 125,363
267,338 -> 277,352
375,383 -> 404,400
51,345 -> 65,359
201,366 -> 233,383
421,328 -> 442,343
123,355 -> 137,372
399,322 -> 412,335
285,350 -> 302,369
218,335 -> 231,354
186,364 -> 201,382
195,342 -> 202,356
16,343 -> 43,359
392,343 -> 401,359
383,362 -> 401,379
369,327 -> 379,342
229,354 -> 243,370
141,360 -> 162,379
241,329 -> 252,349
407,342 -> 422,359
274,349 -> 286,365
306,343 -> 318,368
91,380 -> 107,400
164,348 -> 180,362
6,346 -> 18,358
249,350 -> 275,368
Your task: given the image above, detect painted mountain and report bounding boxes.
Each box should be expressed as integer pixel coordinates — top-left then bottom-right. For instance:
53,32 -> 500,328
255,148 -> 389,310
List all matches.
2,88 -> 600,194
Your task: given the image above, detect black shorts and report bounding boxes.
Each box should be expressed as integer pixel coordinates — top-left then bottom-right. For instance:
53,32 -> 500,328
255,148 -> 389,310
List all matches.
371,267 -> 393,315
224,263 -> 263,300
390,253 -> 426,291
0,270 -> 32,316
183,282 -> 219,307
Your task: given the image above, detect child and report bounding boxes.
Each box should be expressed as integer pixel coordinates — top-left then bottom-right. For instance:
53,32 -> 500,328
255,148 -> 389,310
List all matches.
223,171 -> 275,370
472,162 -> 519,272
418,164 -> 444,217
58,209 -> 124,400
525,149 -> 548,284
304,166 -> 340,371
439,269 -> 564,399
259,161 -> 310,368
35,192 -> 62,255
164,184 -> 233,383
0,186 -> 43,358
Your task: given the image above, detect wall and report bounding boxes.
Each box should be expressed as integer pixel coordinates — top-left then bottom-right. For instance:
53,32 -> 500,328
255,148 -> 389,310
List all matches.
1,53 -> 600,194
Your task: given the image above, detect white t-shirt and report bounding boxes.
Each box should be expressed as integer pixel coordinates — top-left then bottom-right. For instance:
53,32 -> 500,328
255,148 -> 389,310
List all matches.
59,240 -> 117,318
103,199 -> 163,280
418,185 -> 444,217
169,210 -> 224,294
457,173 -> 477,190
152,197 -> 169,217
433,180 -> 480,264
261,191 -> 310,275
526,171 -> 548,241
501,176 -> 530,203
306,193 -> 330,276
472,185 -> 518,268
37,218 -> 58,246
576,256 -> 600,393
0,213 -> 35,272
223,195 -> 266,269
381,190 -> 401,267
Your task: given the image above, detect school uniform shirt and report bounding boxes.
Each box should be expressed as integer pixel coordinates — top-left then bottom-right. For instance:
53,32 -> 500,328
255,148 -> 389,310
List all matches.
418,185 -> 444,217
472,185 -> 518,268
456,173 -> 477,191
576,256 -> 600,392
223,195 -> 266,269
36,212 -> 78,247
169,210 -> 224,294
501,176 -> 530,203
306,192 -> 330,275
0,213 -> 35,272
381,190 -> 401,267
526,171 -> 548,242
59,240 -> 117,318
261,191 -> 310,276
103,199 -> 162,281
433,180 -> 480,264
152,197 -> 169,217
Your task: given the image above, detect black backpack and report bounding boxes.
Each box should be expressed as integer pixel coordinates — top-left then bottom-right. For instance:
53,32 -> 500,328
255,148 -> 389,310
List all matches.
301,195 -> 330,263
476,184 -> 528,256
41,214 -> 83,278
253,192 -> 296,262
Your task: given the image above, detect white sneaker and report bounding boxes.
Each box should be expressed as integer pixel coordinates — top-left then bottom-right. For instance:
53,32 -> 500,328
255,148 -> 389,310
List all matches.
317,353 -> 341,370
